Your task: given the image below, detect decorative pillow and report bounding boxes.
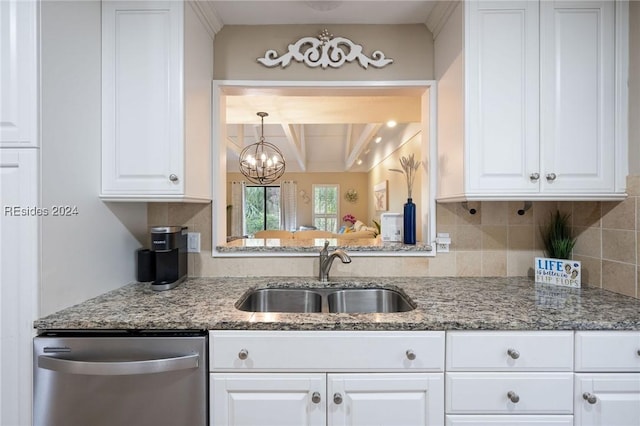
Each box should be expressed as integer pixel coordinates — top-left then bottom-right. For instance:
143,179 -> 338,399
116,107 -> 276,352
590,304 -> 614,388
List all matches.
353,220 -> 365,231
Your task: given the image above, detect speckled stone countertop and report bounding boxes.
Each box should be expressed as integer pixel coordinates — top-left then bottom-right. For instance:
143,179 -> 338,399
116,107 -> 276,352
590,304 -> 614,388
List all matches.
34,277 -> 640,331
218,238 -> 432,253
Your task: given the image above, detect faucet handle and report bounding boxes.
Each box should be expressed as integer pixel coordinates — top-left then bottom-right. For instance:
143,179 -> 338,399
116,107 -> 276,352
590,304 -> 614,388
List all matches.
320,240 -> 330,255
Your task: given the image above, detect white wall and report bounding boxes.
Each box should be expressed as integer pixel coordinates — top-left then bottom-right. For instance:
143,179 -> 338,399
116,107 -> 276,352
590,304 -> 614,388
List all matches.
40,1 -> 147,316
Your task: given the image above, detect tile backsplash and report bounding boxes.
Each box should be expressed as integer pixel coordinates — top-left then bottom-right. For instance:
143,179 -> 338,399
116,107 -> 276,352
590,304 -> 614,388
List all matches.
148,175 -> 639,299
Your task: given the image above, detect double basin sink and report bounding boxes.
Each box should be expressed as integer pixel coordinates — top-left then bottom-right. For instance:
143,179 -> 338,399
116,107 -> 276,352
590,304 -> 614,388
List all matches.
236,287 -> 415,314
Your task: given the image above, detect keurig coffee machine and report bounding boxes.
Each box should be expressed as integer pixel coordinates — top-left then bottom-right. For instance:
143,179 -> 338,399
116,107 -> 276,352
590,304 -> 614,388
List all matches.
136,226 -> 188,291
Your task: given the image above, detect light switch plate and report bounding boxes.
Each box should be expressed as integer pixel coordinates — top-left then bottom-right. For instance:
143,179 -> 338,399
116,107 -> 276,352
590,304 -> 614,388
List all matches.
187,232 -> 200,253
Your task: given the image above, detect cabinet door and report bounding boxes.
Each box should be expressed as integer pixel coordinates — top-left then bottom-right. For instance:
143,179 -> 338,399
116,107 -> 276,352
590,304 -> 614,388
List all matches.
540,1 -> 615,193
101,1 -> 184,196
327,373 -> 444,426
575,374 -> 640,426
211,373 -> 325,426
0,149 -> 38,426
466,0 -> 539,194
0,0 -> 38,147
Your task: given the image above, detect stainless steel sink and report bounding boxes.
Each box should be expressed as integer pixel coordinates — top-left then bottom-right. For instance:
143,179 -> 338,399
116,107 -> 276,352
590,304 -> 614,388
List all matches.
327,288 -> 414,313
236,287 -> 415,313
236,288 -> 322,313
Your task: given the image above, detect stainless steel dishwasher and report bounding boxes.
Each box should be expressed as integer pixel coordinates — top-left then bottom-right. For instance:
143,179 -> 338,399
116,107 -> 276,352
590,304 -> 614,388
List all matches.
33,330 -> 207,426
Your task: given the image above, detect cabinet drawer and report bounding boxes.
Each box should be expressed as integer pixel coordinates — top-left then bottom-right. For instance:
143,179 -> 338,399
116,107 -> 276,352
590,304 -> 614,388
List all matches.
446,331 -> 573,371
446,414 -> 573,425
446,373 -> 574,414
210,331 -> 444,372
575,331 -> 640,372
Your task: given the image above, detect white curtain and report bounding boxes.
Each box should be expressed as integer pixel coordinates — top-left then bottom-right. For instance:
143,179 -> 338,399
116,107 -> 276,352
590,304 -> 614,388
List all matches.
280,180 -> 297,231
230,181 -> 245,237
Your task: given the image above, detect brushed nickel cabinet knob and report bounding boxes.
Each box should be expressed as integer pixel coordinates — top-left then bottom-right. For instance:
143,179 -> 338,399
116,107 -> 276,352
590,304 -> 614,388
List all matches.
583,392 -> 597,404
169,174 -> 179,182
333,393 -> 343,405
546,173 -> 557,182
507,391 -> 520,403
507,348 -> 520,359
530,173 -> 540,181
238,349 -> 249,360
311,392 -> 321,404
406,349 -> 416,360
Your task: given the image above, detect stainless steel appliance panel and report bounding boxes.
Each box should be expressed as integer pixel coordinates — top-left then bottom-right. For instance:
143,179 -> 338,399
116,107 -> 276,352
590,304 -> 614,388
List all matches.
33,332 -> 207,426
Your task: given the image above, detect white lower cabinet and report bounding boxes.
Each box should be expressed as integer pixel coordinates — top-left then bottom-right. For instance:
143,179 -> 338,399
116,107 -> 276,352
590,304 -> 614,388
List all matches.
211,372 -> 444,426
328,373 -> 444,426
209,331 -> 445,426
209,330 -> 640,426
574,331 -> 640,426
574,374 -> 640,426
445,331 -> 574,425
211,373 -> 326,426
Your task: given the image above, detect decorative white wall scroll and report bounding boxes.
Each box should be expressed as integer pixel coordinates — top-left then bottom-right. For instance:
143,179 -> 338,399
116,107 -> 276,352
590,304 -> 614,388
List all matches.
257,29 -> 393,70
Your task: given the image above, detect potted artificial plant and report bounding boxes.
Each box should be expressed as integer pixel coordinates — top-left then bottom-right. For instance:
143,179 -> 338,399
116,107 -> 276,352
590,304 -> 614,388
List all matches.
541,210 -> 576,259
536,210 -> 580,287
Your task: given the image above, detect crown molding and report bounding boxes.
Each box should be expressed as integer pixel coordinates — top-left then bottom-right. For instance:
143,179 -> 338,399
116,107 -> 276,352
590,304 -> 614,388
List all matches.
189,0 -> 224,38
425,0 -> 459,40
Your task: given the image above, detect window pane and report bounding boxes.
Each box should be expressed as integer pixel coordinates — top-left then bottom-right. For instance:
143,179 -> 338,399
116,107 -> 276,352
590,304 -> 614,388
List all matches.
244,186 -> 265,235
266,187 -> 281,230
312,185 -> 339,233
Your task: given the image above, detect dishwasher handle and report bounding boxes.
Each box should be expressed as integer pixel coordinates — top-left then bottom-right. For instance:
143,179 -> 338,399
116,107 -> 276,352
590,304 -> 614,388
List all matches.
38,353 -> 200,376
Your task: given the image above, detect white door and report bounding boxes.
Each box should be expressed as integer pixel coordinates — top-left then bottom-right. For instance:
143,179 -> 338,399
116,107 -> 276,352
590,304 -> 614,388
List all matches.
466,0 -> 539,194
101,1 -> 184,196
0,149 -> 39,426
210,373 -> 326,426
575,374 -> 640,426
539,1 -> 615,193
327,373 -> 444,426
0,0 -> 38,148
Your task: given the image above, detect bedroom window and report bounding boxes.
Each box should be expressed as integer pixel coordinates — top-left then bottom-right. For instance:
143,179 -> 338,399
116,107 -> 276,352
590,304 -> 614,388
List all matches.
312,184 -> 339,233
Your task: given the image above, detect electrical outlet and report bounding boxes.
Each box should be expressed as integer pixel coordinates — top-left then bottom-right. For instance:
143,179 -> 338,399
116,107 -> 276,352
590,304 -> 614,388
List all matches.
435,232 -> 451,253
436,243 -> 450,253
187,232 -> 201,253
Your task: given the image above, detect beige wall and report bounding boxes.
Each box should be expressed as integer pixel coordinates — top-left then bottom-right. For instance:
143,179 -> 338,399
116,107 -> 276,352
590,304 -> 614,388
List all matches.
227,172 -> 369,231
214,24 -> 434,81
368,132 -> 423,238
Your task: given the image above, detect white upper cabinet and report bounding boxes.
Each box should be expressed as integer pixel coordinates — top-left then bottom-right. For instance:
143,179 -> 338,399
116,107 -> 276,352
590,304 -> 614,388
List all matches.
435,0 -> 628,201
0,0 -> 39,147
101,1 -> 212,201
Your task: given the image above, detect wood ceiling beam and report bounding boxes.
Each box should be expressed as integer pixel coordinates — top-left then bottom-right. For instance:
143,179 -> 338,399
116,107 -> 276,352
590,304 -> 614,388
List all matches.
281,123 -> 306,172
345,123 -> 382,170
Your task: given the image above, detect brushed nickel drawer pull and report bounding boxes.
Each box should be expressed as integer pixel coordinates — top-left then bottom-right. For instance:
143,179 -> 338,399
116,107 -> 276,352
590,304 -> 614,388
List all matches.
238,349 -> 249,360
406,349 -> 416,360
507,348 -> 520,359
507,391 -> 520,403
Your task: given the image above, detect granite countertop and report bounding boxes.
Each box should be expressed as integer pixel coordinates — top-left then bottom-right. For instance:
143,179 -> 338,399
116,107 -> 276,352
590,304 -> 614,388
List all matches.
218,238 -> 432,253
34,277 -> 640,331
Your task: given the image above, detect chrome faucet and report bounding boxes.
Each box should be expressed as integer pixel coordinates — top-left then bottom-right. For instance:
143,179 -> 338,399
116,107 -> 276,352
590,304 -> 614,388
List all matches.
319,240 -> 351,282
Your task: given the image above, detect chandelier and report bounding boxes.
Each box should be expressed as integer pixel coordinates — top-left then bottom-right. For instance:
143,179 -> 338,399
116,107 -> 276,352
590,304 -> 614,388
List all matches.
239,112 -> 286,185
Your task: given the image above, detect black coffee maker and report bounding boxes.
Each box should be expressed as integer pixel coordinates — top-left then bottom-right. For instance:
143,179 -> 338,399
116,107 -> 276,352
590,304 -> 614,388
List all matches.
136,226 -> 188,291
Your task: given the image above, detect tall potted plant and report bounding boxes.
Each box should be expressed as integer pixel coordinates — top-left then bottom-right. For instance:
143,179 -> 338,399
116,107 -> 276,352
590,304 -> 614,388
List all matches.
536,210 -> 580,287
540,210 -> 576,259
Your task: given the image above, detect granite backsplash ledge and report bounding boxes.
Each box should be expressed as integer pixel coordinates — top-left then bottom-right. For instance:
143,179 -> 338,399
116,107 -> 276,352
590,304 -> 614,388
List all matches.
34,277 -> 640,331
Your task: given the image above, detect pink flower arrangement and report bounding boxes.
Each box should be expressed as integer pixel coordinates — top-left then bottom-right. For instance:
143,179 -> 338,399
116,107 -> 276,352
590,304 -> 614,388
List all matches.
342,214 -> 356,224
